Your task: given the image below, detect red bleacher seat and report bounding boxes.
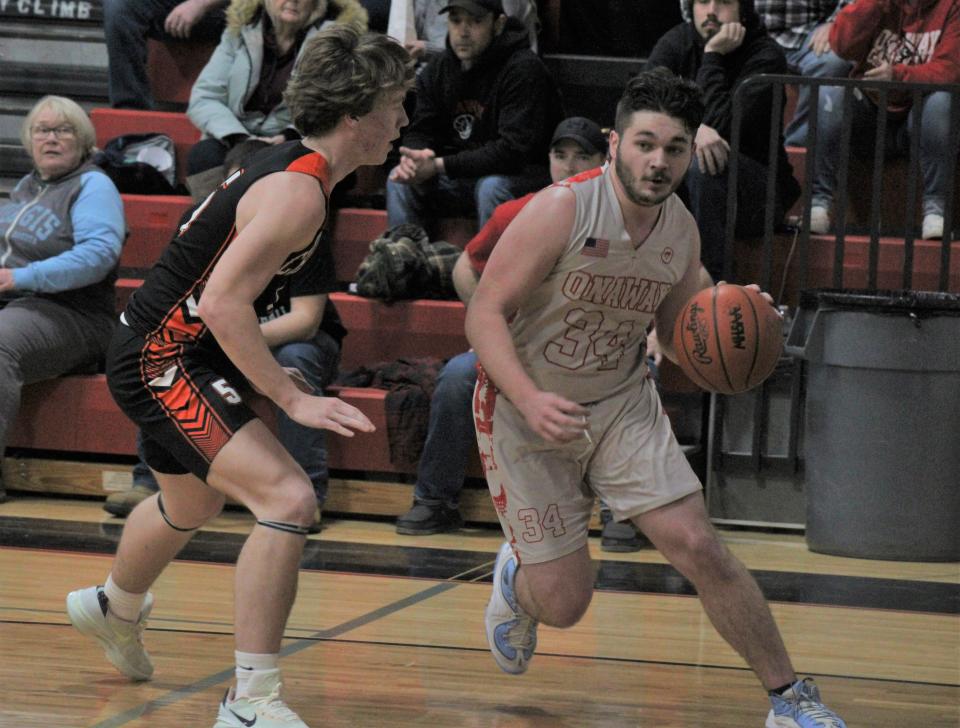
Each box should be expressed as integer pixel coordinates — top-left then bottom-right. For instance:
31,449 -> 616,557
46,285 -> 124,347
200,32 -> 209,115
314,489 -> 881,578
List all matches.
91,108 -> 200,185
785,146 -> 960,231
119,194 -> 193,271
736,232 -> 960,306
10,376 -> 137,454
331,293 -> 469,370
9,374 -> 481,476
146,38 -> 217,108
329,208 -> 477,283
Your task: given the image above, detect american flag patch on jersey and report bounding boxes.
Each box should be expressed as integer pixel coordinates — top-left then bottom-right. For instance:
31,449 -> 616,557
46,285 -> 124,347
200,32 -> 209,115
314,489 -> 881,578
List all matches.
582,237 -> 609,258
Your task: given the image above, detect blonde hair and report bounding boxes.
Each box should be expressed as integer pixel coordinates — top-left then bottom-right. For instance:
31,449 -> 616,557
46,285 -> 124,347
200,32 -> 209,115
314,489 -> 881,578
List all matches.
20,95 -> 96,161
226,0 -> 367,34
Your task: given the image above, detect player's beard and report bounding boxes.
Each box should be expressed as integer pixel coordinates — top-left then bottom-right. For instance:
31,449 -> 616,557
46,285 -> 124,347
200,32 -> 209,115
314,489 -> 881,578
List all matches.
615,153 -> 676,207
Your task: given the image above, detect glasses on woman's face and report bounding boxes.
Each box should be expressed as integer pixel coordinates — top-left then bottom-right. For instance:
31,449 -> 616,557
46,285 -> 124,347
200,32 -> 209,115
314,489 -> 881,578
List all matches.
31,125 -> 76,140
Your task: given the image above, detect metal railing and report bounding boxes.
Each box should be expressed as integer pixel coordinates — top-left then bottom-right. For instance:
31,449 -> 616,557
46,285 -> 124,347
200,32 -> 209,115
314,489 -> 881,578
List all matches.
708,75 -> 960,527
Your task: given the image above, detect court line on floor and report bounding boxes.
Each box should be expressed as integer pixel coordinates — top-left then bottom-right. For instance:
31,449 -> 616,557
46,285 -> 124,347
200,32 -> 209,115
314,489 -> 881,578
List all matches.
87,580 -> 460,728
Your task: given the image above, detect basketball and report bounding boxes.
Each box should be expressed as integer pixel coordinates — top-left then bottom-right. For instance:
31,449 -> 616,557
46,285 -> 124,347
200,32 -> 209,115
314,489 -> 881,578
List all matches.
672,284 -> 783,395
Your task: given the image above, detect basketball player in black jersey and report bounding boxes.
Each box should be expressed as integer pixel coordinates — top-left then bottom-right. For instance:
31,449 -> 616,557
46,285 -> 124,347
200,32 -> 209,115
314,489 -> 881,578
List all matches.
67,25 -> 415,728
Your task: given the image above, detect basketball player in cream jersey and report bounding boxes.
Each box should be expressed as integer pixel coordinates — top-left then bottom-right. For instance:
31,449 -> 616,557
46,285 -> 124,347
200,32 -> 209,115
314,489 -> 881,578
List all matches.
466,69 -> 847,728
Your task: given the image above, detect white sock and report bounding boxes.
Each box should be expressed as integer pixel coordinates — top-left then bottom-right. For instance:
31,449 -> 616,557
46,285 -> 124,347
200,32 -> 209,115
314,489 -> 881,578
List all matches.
103,574 -> 146,622
235,651 -> 280,699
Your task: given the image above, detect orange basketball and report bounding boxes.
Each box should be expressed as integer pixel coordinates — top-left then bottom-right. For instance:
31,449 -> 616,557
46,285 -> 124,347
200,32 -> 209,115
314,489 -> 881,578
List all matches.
672,284 -> 783,395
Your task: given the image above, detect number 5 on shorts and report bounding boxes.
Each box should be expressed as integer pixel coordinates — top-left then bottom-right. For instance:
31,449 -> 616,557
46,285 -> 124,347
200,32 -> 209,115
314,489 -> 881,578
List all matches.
212,378 -> 242,404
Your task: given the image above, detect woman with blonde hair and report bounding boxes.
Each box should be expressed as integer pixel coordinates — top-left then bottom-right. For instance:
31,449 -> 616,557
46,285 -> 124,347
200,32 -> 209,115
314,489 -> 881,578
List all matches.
186,0 -> 368,186
0,95 -> 124,501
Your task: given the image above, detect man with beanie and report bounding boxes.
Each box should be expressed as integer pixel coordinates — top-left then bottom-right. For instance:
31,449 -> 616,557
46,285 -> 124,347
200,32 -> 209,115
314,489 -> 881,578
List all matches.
646,0 -> 801,280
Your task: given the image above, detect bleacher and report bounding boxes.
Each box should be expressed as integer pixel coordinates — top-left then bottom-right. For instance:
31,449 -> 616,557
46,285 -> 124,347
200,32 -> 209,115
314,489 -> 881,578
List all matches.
2,2 -> 957,528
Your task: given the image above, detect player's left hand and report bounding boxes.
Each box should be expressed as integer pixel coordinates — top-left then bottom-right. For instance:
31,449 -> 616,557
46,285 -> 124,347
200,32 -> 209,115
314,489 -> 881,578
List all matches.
741,282 -> 778,308
0,268 -> 15,292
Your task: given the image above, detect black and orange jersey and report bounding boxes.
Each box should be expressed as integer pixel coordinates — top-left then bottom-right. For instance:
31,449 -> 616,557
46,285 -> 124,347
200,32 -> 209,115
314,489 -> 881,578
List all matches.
123,141 -> 337,378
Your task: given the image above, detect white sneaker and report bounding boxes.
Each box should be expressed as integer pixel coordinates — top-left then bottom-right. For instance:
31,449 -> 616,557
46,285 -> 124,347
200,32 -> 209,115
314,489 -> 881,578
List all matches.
808,206 -> 831,235
214,675 -> 308,727
66,585 -> 154,681
484,542 -> 538,675
922,214 -> 944,240
766,677 -> 846,727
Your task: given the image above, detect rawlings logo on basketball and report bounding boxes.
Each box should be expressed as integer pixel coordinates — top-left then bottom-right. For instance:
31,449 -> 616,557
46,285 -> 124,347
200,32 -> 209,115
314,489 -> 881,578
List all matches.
729,305 -> 746,349
686,302 -> 712,364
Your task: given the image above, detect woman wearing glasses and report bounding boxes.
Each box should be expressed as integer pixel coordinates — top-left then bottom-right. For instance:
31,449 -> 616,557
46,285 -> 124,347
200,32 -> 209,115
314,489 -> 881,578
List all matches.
0,95 -> 125,502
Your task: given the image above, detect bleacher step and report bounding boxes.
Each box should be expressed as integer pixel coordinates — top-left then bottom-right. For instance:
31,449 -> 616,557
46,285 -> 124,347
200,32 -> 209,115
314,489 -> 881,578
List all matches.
1,456 -> 616,531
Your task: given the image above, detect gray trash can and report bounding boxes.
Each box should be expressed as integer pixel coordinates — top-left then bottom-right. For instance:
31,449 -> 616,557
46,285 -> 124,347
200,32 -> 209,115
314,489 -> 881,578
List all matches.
785,289 -> 960,561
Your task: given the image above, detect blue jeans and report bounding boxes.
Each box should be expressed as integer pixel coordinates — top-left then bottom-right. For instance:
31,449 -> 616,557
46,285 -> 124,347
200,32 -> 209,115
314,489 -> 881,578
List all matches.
782,36 -> 853,148
103,0 -> 225,109
812,89 -> 955,217
683,152 -> 788,281
134,331 -> 341,503
412,350 -> 478,508
386,170 -> 550,229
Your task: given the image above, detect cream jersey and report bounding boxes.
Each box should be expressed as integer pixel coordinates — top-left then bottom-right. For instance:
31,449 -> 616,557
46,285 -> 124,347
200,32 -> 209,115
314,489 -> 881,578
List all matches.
508,165 -> 698,403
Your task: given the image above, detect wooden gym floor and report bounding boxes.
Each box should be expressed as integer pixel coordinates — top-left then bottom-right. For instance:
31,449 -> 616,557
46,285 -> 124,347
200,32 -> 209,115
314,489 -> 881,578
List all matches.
0,495 -> 957,727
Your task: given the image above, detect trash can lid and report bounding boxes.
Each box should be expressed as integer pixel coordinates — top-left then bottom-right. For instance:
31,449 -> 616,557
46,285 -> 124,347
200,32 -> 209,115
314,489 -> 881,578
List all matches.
800,288 -> 960,314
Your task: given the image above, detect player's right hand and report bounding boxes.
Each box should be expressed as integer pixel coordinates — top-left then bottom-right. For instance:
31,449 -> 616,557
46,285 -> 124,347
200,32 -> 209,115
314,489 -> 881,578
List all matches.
287,394 -> 376,437
518,391 -> 590,444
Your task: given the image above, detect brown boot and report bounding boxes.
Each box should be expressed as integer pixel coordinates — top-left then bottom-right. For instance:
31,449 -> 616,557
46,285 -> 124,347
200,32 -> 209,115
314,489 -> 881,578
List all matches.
307,505 -> 323,534
103,483 -> 157,518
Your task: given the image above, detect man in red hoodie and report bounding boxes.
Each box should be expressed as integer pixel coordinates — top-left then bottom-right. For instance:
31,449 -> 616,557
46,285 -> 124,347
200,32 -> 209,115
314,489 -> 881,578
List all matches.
808,0 -> 960,239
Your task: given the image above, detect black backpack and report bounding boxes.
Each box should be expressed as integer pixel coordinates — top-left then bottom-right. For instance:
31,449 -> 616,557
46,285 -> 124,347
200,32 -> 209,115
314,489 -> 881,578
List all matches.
93,133 -> 178,195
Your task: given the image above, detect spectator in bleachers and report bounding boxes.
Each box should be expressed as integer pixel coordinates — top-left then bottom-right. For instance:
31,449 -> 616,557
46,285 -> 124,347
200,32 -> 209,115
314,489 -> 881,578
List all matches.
185,0 -> 368,185
104,140 -> 344,533
386,0 -> 562,231
647,0 -> 801,280
808,0 -> 960,240
0,96 -> 124,502
680,0 -> 855,146
758,0 -> 855,146
395,117 -> 617,537
395,0 -> 538,65
104,0 -> 229,109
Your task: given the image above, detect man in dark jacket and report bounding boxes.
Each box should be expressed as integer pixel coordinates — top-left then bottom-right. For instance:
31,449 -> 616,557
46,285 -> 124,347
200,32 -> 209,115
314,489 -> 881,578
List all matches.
647,0 -> 801,280
386,0 -> 563,230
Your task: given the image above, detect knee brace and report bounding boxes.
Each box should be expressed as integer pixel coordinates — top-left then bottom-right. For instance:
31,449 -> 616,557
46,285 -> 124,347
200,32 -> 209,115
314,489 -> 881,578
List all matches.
256,519 -> 310,536
157,493 -> 201,532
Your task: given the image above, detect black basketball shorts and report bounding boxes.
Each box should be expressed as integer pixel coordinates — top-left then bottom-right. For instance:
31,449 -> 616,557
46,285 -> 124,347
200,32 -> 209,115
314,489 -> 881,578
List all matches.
106,319 -> 258,481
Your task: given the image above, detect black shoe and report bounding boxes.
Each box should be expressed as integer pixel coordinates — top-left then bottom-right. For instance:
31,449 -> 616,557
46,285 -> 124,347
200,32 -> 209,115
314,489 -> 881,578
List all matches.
600,518 -> 649,553
396,500 -> 463,535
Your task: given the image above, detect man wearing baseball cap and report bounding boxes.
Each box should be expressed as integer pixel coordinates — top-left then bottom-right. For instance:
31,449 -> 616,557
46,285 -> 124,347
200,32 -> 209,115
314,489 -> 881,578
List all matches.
387,0 -> 562,231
